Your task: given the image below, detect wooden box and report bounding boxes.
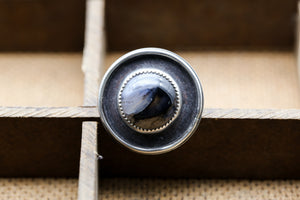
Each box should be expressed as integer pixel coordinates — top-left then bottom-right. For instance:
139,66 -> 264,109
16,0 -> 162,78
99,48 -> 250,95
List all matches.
0,0 -> 300,199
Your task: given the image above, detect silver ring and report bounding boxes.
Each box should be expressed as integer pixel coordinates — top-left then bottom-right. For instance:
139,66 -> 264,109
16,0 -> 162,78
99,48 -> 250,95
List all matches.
98,47 -> 204,154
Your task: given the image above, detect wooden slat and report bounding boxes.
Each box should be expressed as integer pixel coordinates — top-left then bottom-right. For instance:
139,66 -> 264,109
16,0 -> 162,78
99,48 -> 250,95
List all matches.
78,0 -> 105,199
0,106 -> 98,118
78,122 -> 98,200
297,1 -> 300,80
82,0 -> 105,106
202,108 -> 300,119
2,106 -> 300,120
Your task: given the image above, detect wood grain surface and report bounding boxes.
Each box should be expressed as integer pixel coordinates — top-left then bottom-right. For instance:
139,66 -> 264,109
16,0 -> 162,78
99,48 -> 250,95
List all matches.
0,0 -> 297,51
0,0 -> 85,51
78,122 -> 98,200
106,0 -> 298,51
0,53 -> 83,107
78,0 -> 105,199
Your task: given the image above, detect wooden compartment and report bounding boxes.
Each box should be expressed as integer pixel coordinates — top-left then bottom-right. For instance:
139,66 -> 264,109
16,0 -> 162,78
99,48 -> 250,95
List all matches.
99,0 -> 300,180
0,0 -> 85,107
1,0 -> 300,200
0,53 -> 83,107
0,0 -> 88,179
99,1 -> 300,198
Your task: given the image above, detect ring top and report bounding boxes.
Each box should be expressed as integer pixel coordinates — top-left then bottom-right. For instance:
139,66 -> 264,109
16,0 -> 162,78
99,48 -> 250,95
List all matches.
98,48 -> 203,154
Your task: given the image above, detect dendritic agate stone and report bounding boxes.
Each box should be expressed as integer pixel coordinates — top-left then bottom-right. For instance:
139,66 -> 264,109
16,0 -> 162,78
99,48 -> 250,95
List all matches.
119,70 -> 181,133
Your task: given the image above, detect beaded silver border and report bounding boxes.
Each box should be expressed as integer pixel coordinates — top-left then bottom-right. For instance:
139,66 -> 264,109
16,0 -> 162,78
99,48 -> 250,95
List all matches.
118,69 -> 181,134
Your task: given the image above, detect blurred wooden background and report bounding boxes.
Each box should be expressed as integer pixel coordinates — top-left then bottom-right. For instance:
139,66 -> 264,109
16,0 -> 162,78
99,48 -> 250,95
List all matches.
0,0 -> 298,51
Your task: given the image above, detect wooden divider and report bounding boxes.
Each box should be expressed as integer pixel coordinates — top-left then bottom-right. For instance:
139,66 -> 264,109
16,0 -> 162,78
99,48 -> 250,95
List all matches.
78,0 -> 105,199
